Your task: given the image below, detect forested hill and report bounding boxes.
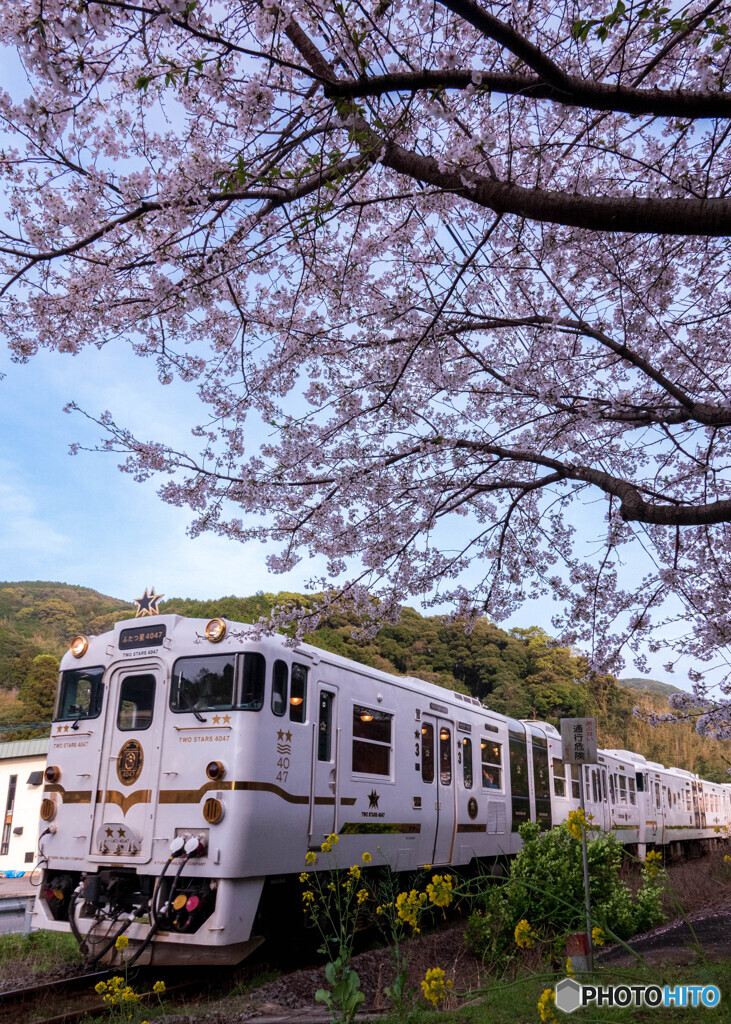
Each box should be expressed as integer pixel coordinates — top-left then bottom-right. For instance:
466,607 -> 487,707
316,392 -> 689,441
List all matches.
1,582 -> 729,781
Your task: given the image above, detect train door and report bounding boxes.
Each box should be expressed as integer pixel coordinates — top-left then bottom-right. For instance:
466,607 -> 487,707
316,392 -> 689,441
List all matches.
308,684 -> 339,844
587,766 -> 609,831
420,714 -> 456,865
529,728 -> 552,830
508,723 -> 531,832
90,660 -> 166,863
692,781 -> 706,831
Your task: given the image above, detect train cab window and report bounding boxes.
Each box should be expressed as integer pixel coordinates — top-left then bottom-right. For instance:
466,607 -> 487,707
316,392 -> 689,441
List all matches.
655,781 -> 661,807
440,727 -> 452,786
618,775 -> 627,803
482,740 -> 502,790
289,663 -> 308,723
353,705 -> 392,776
117,674 -> 155,731
171,655 -> 236,713
570,764 -> 580,799
422,723 -> 435,784
462,738 -> 473,789
272,660 -> 288,716
240,653 -> 265,710
552,758 -> 565,798
628,778 -> 636,805
56,666 -> 105,722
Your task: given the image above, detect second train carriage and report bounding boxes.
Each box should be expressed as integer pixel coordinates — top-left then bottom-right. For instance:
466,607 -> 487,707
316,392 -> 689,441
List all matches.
32,613 -> 731,964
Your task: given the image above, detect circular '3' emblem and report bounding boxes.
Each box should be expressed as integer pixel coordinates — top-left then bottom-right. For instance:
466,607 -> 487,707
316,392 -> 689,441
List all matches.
117,739 -> 144,786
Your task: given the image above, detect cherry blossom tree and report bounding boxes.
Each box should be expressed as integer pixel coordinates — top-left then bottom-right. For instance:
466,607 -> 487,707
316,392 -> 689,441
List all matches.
2,0 -> 731,730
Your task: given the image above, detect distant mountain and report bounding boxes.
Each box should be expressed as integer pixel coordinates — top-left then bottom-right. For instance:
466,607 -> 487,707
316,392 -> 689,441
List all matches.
618,676 -> 684,700
1,581 -> 729,781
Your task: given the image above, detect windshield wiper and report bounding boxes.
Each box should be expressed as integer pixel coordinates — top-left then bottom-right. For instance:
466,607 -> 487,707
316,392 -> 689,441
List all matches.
180,691 -> 207,723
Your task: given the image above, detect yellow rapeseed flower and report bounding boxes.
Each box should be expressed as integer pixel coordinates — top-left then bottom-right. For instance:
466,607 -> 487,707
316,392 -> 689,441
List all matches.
321,842 -> 331,853
538,988 -> 557,1023
114,934 -> 130,951
153,980 -> 166,995
420,967 -> 452,1006
362,851 -> 372,863
591,926 -> 605,947
514,918 -> 537,949
305,851 -> 317,865
326,833 -> 339,845
566,957 -> 576,978
644,849 -> 663,879
356,888 -> 369,905
426,874 -> 453,909
348,864 -> 361,880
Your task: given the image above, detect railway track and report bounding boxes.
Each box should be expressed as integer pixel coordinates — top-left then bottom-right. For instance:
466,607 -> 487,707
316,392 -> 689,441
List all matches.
0,963 -> 229,1024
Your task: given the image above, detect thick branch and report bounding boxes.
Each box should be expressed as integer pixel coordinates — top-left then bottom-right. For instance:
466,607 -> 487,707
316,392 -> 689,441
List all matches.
381,141 -> 731,236
452,439 -> 731,525
327,69 -> 731,119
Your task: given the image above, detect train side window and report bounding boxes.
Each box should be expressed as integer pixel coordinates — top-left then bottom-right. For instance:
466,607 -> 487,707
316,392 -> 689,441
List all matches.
117,674 -> 155,731
318,691 -> 334,761
171,655 -> 235,713
618,775 -> 627,803
421,723 -> 435,784
635,772 -> 644,792
289,663 -> 308,723
240,653 -> 265,710
628,778 -> 636,805
56,666 -> 105,722
592,769 -> 600,804
609,774 -> 616,803
570,764 -> 580,799
552,758 -> 565,798
353,705 -> 392,776
655,782 -> 661,807
482,740 -> 502,790
272,660 -> 288,717
462,738 -> 473,789
685,789 -> 691,811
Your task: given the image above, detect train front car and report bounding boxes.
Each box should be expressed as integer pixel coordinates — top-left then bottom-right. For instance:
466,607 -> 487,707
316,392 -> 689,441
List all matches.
36,615 -> 268,965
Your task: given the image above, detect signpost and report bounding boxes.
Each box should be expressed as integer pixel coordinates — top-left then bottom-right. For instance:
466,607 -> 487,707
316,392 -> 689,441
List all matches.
560,717 -> 598,971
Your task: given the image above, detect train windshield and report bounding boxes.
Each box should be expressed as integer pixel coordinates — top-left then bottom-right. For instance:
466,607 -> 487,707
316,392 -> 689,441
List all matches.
56,666 -> 105,721
171,655 -> 237,712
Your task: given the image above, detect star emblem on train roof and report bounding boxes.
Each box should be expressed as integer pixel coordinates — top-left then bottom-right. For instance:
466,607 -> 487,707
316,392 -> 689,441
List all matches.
133,587 -> 165,617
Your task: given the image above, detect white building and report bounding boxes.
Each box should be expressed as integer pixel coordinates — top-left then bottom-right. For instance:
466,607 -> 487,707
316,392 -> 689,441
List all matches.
0,738 -> 48,876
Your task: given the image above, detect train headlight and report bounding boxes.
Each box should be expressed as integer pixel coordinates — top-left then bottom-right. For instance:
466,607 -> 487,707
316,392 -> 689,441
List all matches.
44,765 -> 61,784
203,797 -> 224,824
206,761 -> 225,781
205,618 -> 227,643
70,636 -> 88,658
40,798 -> 56,821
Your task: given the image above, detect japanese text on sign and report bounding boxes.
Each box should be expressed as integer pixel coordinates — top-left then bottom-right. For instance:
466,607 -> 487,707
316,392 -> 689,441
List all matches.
560,717 -> 598,764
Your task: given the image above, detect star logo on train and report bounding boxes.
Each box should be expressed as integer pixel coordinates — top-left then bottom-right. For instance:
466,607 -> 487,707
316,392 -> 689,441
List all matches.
368,790 -> 380,809
133,587 -> 164,617
277,729 -> 293,742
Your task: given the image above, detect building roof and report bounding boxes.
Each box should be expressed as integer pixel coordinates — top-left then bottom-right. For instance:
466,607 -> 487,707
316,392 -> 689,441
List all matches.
0,737 -> 49,761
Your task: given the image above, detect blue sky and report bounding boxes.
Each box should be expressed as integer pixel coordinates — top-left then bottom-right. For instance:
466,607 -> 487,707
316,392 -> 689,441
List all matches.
0,337 -> 700,691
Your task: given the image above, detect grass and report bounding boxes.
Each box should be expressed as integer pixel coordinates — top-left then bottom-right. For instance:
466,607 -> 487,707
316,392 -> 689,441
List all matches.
0,929 -> 81,981
422,959 -> 731,1024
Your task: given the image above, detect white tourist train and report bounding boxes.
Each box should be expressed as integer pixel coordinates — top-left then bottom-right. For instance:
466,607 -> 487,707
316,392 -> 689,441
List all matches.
34,613 -> 731,965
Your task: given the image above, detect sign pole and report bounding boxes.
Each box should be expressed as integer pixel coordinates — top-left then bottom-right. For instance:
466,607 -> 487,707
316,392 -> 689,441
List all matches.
577,766 -> 594,971
561,717 -> 598,973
